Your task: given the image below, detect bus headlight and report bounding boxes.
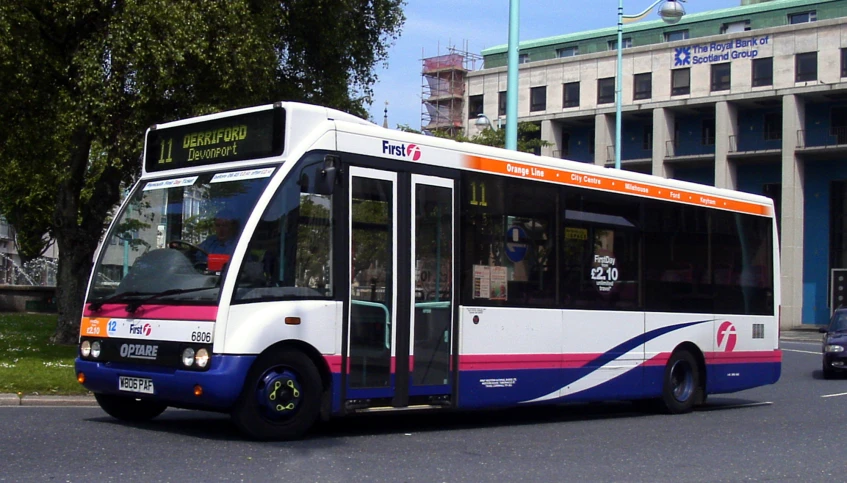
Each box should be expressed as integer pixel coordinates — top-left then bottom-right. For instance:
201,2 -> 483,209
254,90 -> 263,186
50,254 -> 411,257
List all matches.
195,348 -> 210,368
91,341 -> 101,358
181,347 -> 196,367
80,340 -> 91,358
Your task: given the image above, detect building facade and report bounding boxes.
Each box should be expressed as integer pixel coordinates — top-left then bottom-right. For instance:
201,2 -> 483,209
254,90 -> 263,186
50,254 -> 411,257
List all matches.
464,0 -> 847,327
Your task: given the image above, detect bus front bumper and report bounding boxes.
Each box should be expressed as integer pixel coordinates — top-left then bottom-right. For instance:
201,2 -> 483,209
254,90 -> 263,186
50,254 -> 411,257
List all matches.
75,354 -> 257,411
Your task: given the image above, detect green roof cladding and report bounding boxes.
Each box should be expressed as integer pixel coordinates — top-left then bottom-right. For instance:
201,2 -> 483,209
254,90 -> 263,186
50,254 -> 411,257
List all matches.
480,0 -> 844,68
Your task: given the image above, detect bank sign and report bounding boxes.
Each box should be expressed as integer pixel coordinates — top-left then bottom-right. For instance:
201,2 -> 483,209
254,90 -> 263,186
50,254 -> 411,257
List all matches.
674,35 -> 769,66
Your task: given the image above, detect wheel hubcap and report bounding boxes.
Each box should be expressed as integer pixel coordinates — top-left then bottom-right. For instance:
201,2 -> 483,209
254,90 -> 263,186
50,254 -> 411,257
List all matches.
670,360 -> 694,402
257,368 -> 302,419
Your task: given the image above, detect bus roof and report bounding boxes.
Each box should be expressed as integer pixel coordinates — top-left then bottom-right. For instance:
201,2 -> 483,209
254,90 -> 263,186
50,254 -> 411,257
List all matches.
332,115 -> 775,218
141,101 -> 774,217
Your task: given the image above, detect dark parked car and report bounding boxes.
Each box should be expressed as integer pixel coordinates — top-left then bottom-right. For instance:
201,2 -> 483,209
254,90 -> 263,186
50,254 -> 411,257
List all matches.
821,308 -> 847,379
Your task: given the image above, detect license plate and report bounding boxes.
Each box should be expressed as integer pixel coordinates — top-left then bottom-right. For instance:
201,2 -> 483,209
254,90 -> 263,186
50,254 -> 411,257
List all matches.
118,376 -> 154,395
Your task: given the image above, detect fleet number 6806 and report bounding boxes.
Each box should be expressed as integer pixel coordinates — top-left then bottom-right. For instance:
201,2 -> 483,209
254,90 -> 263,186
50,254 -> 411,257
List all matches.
191,331 -> 212,343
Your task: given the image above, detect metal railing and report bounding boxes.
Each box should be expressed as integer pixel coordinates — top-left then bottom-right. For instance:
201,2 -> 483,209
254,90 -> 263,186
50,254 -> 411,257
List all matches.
797,127 -> 847,149
728,131 -> 781,153
606,145 -> 651,163
665,139 -> 716,158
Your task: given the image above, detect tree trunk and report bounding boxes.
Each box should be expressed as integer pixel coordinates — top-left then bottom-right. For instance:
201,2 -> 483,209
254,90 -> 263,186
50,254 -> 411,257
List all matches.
49,129 -> 106,346
50,232 -> 98,345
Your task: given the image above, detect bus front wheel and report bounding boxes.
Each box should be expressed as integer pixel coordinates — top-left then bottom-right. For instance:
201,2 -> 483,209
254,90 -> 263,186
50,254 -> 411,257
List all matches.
94,393 -> 167,422
660,349 -> 701,414
232,350 -> 321,440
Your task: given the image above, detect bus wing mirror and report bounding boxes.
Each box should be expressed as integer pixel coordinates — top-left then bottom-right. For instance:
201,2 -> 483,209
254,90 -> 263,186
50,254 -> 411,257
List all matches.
316,155 -> 340,195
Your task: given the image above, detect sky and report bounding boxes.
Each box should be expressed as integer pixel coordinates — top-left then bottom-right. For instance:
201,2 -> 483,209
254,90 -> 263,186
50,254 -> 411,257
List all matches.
367,0 -> 743,129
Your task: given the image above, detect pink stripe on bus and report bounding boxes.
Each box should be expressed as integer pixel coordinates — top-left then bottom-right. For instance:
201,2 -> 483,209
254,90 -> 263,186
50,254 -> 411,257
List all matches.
644,353 -> 672,367
324,355 -> 343,373
706,350 -> 782,364
83,304 -> 217,321
326,350 -> 782,375
459,354 -> 603,371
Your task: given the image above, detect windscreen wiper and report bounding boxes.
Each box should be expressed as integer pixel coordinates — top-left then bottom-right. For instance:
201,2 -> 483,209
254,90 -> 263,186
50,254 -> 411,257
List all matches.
88,291 -> 147,312
126,287 -> 215,313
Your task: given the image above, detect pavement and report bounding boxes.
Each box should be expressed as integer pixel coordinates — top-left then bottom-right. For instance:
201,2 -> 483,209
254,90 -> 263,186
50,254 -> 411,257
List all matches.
0,328 -> 826,407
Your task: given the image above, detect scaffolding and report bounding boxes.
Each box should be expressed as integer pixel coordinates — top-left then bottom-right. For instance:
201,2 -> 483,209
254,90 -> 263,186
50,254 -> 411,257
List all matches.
421,44 -> 482,136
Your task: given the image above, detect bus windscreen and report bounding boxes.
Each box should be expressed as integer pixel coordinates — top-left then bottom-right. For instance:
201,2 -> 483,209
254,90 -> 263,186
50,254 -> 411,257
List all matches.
144,107 -> 285,172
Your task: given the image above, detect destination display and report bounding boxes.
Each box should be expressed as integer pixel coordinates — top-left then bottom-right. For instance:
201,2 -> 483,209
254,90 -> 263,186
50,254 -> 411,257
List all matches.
144,107 -> 285,172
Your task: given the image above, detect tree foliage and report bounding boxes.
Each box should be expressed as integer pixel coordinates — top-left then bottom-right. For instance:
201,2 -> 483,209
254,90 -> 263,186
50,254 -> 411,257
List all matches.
0,0 -> 405,343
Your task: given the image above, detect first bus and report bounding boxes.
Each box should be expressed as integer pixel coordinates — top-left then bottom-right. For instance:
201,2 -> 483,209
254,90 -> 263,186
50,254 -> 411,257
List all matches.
75,102 -> 781,440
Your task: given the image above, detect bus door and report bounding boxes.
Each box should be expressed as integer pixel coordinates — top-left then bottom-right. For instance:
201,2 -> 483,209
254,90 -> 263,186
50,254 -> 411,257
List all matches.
346,167 -> 455,408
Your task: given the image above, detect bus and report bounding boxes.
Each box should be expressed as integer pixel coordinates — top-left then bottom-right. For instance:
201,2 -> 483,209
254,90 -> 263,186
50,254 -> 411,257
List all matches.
75,102 -> 781,439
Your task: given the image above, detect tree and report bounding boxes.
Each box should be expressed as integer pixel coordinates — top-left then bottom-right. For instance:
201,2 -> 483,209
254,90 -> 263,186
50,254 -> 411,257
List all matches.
0,0 -> 405,344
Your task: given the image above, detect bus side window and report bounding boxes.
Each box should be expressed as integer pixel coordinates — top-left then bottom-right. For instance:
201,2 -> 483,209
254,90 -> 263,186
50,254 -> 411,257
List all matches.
234,158 -> 333,301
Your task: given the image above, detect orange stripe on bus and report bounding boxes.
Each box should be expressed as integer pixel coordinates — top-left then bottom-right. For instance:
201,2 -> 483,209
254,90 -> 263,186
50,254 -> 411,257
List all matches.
463,155 -> 772,217
79,317 -> 110,338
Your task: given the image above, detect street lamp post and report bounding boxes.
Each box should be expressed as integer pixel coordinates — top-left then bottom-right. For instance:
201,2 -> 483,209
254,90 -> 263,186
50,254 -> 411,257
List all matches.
505,0 -> 520,151
615,0 -> 686,170
475,114 -> 502,131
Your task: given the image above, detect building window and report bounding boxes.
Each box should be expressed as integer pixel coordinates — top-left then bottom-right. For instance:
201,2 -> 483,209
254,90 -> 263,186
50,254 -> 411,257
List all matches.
557,46 -> 578,58
588,130 -> 595,155
0,216 -> 12,240
561,131 -> 570,156
764,113 -> 782,141
795,52 -> 817,82
607,38 -> 632,50
671,68 -> 690,96
842,48 -> 847,78
633,73 -> 652,100
563,82 -> 580,108
498,91 -> 507,116
702,119 -> 715,146
519,53 -> 530,64
468,95 -> 484,119
597,77 -> 615,104
721,20 -> 750,34
530,86 -> 546,112
711,63 -> 731,92
643,124 -> 653,150
831,107 -> 847,144
664,30 -> 689,42
789,11 -> 816,24
752,57 -> 773,87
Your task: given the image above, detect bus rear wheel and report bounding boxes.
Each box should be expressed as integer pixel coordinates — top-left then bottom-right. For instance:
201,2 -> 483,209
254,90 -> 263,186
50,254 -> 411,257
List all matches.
232,350 -> 321,440
94,393 -> 167,422
660,349 -> 701,414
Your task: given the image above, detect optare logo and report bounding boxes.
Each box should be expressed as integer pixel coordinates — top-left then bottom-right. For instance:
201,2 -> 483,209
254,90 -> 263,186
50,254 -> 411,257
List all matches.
717,321 -> 737,352
382,140 -> 422,161
128,323 -> 152,337
674,46 -> 691,66
119,343 -> 159,360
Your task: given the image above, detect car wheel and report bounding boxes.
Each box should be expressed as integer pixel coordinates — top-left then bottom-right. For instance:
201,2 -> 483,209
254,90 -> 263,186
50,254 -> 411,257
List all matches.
231,350 -> 322,440
660,350 -> 701,414
94,393 -> 167,422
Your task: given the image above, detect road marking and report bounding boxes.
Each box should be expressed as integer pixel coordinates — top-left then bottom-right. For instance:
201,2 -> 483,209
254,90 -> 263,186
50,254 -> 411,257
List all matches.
821,392 -> 847,399
782,348 -> 821,355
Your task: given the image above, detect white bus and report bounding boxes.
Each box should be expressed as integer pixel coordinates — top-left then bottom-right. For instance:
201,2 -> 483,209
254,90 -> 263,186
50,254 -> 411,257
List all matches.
75,102 -> 781,439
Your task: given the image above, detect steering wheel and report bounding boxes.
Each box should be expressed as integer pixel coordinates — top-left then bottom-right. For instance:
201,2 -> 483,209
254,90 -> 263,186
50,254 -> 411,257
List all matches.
169,240 -> 208,256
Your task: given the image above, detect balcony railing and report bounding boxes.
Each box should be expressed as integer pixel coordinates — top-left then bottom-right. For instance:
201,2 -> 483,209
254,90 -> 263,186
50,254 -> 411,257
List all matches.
728,131 -> 781,153
797,126 -> 847,149
605,145 -> 652,163
665,139 -> 715,158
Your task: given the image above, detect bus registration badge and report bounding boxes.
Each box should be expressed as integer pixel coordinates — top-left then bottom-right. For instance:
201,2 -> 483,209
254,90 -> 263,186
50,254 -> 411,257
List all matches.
119,376 -> 154,395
